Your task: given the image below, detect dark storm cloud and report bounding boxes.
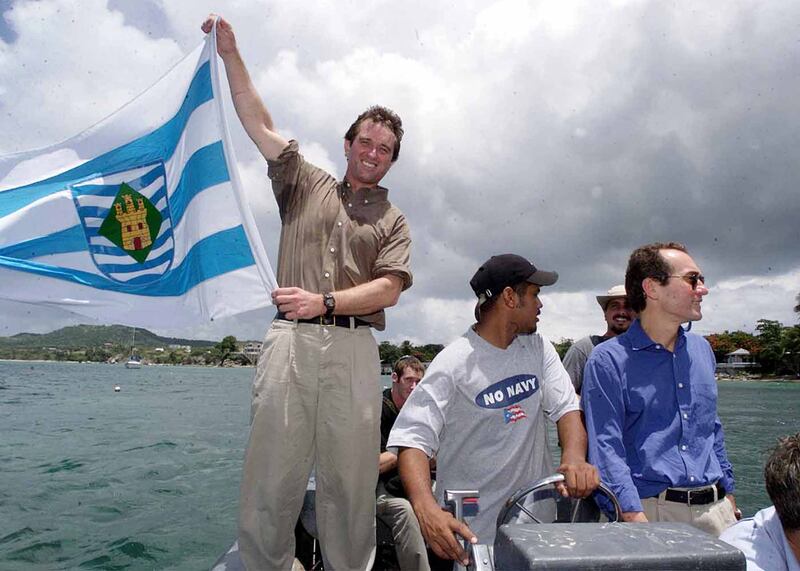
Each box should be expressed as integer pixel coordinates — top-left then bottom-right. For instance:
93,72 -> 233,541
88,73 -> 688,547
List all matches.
2,1 -> 797,342
384,1 -> 800,305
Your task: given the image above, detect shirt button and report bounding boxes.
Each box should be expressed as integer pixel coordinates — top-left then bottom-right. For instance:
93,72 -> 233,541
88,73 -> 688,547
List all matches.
348,203 -> 353,207
678,383 -> 684,389
324,272 -> 330,278
330,247 -> 335,253
364,199 -> 369,204
690,476 -> 695,482
337,221 -> 343,227
681,445 -> 687,451
683,413 -> 688,419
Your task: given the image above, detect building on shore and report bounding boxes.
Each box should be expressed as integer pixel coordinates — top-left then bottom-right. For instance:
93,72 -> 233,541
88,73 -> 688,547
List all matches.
716,348 -> 760,374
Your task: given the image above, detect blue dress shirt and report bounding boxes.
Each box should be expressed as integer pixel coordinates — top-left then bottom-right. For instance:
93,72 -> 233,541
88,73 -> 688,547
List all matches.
582,319 -> 735,513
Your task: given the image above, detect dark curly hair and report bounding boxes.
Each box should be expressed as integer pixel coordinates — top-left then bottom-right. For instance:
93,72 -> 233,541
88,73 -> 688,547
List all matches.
625,242 -> 688,313
765,433 -> 800,531
344,105 -> 404,162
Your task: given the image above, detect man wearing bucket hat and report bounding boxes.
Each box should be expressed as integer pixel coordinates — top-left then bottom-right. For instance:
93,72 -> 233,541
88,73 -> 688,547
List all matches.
388,254 -> 599,565
562,284 -> 634,394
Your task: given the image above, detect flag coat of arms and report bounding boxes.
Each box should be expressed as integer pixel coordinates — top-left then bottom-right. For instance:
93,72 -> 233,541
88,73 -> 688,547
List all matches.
0,29 -> 277,328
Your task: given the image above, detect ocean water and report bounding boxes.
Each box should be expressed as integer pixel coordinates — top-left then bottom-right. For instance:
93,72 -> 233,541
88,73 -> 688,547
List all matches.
1,361 -> 798,570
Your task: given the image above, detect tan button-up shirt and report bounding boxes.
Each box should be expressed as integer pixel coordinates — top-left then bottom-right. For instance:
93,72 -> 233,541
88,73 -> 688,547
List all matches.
268,141 -> 412,330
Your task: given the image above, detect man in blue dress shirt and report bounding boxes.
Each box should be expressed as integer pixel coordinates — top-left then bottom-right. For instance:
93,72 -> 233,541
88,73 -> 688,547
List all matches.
582,242 -> 740,536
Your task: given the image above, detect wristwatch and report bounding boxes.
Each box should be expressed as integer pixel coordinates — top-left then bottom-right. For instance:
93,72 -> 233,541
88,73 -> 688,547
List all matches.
322,292 -> 336,318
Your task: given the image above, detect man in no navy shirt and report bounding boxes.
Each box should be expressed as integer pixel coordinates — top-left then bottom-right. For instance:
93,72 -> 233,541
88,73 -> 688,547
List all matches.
389,254 -> 599,566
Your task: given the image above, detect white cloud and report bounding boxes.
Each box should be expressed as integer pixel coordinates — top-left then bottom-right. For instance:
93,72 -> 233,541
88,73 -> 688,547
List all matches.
698,268 -> 800,335
0,0 -> 182,154
378,296 -> 475,347
2,0 -> 799,346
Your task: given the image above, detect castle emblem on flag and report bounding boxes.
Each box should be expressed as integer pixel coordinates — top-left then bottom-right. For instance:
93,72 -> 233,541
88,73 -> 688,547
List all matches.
116,193 -> 152,251
71,161 -> 174,284
101,183 -> 163,263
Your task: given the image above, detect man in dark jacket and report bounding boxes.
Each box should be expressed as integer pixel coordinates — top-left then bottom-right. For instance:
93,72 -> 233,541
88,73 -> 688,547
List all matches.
379,356 -> 430,571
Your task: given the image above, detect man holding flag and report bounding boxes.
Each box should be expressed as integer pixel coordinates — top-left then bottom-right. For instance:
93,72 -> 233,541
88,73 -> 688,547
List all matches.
202,15 -> 413,571
0,16 -> 277,330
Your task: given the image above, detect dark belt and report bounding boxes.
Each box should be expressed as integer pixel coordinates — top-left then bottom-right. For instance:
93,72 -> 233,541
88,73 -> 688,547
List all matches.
662,482 -> 726,505
275,312 -> 370,328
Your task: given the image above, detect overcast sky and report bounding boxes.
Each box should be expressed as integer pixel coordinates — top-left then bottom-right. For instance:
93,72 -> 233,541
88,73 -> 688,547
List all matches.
1,0 -> 798,345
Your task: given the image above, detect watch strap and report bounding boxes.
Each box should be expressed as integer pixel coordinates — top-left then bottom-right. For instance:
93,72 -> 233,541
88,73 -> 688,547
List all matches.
322,292 -> 336,318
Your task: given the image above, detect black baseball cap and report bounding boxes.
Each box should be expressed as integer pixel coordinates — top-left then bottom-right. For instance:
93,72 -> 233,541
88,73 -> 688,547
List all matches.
470,254 -> 558,306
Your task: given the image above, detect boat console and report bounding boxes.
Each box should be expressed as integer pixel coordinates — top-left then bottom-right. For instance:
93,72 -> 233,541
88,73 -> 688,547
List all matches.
212,473 -> 746,570
448,473 -> 745,571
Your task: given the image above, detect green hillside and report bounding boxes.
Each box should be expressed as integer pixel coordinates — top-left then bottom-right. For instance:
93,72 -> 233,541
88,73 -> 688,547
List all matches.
0,324 -> 215,350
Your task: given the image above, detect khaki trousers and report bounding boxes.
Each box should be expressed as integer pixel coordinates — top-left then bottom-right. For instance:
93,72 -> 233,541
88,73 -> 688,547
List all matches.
376,482 -> 430,571
239,319 -> 381,571
641,487 -> 738,537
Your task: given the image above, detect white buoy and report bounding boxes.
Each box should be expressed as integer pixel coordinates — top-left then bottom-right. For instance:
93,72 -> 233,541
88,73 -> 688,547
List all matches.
114,385 -> 121,392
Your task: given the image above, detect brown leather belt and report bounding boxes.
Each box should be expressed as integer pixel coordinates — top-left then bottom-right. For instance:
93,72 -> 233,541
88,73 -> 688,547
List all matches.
662,482 -> 725,505
275,312 -> 370,328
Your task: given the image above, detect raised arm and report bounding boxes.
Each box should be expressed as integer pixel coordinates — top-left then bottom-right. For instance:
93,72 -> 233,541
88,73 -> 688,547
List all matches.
201,15 -> 288,161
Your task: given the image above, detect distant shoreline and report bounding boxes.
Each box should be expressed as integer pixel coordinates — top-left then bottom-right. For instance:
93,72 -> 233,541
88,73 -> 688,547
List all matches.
716,375 -> 799,383
1,358 -> 797,382
0,358 -> 255,368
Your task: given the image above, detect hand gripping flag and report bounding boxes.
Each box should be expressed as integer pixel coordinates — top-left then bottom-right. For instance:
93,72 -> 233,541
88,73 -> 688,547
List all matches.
0,29 -> 277,328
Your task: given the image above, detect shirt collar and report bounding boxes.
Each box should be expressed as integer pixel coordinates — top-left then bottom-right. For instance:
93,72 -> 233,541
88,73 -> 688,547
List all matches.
626,318 -> 687,351
341,180 -> 389,203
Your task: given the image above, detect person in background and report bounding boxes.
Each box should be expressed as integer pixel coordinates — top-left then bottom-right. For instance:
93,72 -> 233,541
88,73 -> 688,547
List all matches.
721,433 -> 800,570
562,284 -> 633,394
202,15 -> 413,571
378,355 -> 431,571
389,253 -> 599,566
582,242 -> 740,536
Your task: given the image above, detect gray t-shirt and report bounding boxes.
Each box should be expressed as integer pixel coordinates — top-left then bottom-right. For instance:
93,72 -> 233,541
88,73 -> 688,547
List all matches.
562,335 -> 607,393
387,327 -> 579,544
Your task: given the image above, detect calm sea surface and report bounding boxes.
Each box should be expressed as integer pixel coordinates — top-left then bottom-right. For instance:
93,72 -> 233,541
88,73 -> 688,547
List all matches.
1,361 -> 798,570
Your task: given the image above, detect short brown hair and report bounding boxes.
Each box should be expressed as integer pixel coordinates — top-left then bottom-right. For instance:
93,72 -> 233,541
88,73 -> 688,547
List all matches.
765,433 -> 800,531
344,105 -> 404,162
625,242 -> 688,313
393,355 -> 424,377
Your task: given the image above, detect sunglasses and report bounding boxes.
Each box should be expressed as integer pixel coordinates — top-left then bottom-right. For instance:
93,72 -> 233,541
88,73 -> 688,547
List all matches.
667,272 -> 706,290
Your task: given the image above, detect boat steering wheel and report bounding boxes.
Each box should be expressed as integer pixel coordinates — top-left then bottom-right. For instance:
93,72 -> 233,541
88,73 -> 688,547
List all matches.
496,473 -> 623,527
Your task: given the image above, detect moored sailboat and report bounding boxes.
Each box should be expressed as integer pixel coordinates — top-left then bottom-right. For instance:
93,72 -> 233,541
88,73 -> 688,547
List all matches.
125,327 -> 141,369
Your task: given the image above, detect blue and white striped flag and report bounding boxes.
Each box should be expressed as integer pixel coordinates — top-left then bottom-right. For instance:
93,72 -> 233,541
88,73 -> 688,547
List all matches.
0,29 -> 277,328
